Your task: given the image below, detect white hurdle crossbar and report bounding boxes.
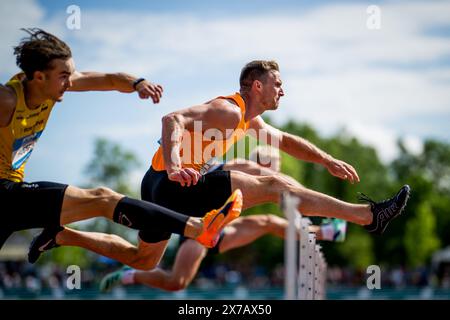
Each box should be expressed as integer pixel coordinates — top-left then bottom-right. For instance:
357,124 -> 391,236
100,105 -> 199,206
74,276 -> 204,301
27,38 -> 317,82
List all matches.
283,192 -> 327,300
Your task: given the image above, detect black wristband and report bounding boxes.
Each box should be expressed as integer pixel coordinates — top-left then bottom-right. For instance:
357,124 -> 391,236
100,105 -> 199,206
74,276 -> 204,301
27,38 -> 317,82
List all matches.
133,78 -> 146,90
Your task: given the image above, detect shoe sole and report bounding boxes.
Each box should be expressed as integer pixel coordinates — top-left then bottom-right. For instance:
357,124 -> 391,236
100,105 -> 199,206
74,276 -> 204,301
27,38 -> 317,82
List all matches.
28,226 -> 64,264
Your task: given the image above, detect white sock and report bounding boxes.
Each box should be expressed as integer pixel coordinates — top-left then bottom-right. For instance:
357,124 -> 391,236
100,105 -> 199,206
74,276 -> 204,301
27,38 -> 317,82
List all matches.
320,224 -> 335,241
121,270 -> 136,285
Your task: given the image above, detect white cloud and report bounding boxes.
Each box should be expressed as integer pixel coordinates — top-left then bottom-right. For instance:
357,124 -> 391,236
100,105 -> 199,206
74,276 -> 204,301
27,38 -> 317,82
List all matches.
403,135 -> 424,156
0,1 -> 69,78
0,1 -> 44,75
346,122 -> 400,162
68,3 -> 450,71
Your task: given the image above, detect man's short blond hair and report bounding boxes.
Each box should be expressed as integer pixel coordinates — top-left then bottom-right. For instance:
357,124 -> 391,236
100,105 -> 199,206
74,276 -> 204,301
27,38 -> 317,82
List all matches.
239,60 -> 279,93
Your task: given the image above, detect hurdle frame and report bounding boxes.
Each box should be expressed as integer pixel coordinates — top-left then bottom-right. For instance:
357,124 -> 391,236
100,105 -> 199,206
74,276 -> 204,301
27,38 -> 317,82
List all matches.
282,192 -> 327,300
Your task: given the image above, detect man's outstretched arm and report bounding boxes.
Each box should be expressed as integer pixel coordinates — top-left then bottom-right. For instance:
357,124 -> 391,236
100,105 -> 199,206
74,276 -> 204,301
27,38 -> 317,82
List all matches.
68,71 -> 163,103
249,116 -> 360,183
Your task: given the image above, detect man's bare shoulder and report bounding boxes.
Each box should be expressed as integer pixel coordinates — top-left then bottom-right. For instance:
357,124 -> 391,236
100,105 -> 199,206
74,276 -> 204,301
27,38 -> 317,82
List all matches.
207,97 -> 241,115
194,98 -> 241,129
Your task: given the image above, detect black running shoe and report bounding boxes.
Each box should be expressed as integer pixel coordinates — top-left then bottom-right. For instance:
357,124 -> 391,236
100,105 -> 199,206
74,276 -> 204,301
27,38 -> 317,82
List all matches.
360,185 -> 411,235
28,226 -> 64,264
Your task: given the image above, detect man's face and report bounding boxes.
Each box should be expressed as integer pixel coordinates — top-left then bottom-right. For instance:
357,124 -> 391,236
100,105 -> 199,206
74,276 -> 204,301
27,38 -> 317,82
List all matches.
260,70 -> 284,110
42,58 -> 75,102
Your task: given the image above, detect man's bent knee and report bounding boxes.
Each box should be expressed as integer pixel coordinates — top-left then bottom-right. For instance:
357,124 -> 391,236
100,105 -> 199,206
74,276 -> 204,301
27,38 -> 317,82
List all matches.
166,278 -> 190,291
130,240 -> 167,270
89,187 -> 123,212
90,186 -> 122,200
129,254 -> 160,271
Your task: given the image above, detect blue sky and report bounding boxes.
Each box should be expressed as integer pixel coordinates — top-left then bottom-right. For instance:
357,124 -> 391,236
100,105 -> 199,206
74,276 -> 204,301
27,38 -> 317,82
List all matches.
0,0 -> 449,188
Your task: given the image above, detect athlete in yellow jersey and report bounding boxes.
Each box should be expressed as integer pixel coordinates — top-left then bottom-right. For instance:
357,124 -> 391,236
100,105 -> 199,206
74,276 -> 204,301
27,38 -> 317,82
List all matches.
0,28 -> 241,269
0,74 -> 54,182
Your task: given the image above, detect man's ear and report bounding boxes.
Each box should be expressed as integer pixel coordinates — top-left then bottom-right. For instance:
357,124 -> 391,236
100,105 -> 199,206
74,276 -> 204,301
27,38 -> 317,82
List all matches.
253,80 -> 263,91
33,70 -> 46,82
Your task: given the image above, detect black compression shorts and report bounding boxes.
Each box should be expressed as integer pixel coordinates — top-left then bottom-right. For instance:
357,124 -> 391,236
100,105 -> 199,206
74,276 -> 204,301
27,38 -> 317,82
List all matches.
139,167 -> 232,243
0,179 -> 68,250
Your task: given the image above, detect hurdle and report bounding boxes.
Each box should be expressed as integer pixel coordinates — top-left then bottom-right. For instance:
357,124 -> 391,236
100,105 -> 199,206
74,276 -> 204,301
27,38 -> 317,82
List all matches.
282,192 -> 327,300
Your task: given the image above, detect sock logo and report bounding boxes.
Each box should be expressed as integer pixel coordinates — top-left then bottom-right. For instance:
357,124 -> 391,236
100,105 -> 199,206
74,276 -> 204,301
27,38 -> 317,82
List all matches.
119,212 -> 132,227
39,239 -> 54,252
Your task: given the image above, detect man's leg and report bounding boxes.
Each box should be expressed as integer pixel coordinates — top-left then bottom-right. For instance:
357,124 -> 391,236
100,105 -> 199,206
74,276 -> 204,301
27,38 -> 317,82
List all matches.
29,186 -> 242,263
28,185 -> 195,264
97,213 -> 341,292
100,239 -> 207,292
229,170 -> 410,234
218,215 -> 283,253
217,215 -> 345,253
133,240 -> 207,291
59,186 -> 200,237
224,160 -> 372,224
54,228 -> 167,270
230,171 -> 371,224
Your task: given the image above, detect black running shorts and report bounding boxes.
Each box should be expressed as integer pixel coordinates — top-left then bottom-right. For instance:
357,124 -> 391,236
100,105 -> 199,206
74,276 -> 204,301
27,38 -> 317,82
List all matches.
0,179 -> 68,250
139,167 -> 232,243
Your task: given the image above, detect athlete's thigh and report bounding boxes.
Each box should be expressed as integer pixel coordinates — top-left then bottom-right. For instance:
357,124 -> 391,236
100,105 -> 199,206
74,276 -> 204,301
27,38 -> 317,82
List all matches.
229,170 -> 278,209
144,168 -> 232,217
60,185 -> 122,224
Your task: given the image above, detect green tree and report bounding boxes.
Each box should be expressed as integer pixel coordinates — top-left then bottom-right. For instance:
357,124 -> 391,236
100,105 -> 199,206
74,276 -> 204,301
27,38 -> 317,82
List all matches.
82,138 -> 141,237
391,139 -> 450,263
85,138 -> 140,196
404,202 -> 440,267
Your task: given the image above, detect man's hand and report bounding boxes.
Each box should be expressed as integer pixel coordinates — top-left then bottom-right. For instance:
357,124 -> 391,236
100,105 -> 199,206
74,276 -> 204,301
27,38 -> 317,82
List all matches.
325,158 -> 360,184
167,168 -> 201,187
136,80 -> 163,104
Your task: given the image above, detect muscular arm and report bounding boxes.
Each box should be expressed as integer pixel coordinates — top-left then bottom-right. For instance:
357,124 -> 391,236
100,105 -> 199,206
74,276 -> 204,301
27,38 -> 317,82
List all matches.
249,116 -> 360,183
161,99 -> 241,185
69,71 -> 163,103
249,116 -> 332,165
0,84 -> 17,127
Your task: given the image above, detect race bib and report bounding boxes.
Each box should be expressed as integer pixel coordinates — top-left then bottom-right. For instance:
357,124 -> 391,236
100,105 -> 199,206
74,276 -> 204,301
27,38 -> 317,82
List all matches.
11,131 -> 43,170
